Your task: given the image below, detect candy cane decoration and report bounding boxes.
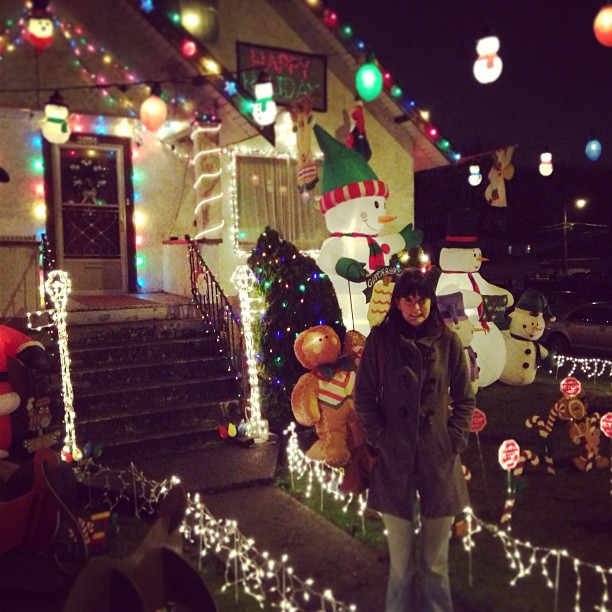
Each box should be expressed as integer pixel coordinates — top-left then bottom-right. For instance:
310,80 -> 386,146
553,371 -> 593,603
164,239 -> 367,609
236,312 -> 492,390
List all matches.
525,405 -> 560,475
500,492 -> 515,524
513,448 -> 540,478
45,270 -> 81,462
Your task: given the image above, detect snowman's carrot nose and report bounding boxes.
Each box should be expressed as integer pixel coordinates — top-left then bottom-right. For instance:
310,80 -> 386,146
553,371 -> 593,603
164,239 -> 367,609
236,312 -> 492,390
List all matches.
476,255 -> 489,262
378,215 -> 396,223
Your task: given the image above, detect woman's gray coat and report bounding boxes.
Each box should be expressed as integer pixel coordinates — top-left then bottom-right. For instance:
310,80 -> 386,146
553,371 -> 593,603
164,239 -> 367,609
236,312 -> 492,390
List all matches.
354,315 -> 476,520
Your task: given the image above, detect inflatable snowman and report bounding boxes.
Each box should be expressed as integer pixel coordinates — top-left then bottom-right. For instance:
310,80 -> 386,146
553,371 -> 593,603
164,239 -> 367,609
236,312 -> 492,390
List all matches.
500,289 -> 554,386
436,207 -> 514,387
42,91 -> 71,144
437,287 -> 481,394
313,125 -> 423,335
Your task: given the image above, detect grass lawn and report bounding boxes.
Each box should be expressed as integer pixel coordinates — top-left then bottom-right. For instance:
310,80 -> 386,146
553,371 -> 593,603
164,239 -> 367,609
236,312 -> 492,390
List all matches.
10,368 -> 607,611
278,368 -> 612,612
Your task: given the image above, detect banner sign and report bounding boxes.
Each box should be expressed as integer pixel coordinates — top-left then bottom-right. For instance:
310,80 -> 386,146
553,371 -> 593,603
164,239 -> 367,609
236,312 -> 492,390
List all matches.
237,41 -> 327,111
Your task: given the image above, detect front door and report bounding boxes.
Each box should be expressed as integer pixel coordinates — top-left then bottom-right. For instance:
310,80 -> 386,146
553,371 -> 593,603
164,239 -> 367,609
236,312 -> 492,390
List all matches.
44,134 -> 136,294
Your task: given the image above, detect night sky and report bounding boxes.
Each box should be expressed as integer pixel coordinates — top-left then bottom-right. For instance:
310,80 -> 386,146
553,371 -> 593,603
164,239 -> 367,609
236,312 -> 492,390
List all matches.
326,0 -> 612,171
325,0 -> 612,250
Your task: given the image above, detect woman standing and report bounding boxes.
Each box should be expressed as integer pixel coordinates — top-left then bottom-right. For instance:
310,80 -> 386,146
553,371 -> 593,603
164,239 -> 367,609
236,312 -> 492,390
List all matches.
354,268 -> 475,611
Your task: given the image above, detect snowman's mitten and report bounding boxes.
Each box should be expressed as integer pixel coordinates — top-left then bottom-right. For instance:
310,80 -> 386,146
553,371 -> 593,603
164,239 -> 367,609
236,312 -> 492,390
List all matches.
336,257 -> 367,282
399,224 -> 424,249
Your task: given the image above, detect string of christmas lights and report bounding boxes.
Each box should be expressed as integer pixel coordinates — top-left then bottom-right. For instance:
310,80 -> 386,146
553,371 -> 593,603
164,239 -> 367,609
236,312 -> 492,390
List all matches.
75,459 -> 356,611
285,425 -> 612,610
44,269 -> 82,462
554,354 -> 612,381
230,265 -> 269,442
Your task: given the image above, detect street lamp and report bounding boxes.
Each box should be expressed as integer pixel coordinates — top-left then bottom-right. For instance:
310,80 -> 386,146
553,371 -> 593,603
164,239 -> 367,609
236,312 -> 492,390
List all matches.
562,199 -> 587,276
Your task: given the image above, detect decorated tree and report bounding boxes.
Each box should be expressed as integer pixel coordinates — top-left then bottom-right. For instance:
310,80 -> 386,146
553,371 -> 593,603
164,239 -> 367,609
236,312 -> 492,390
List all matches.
247,227 -> 345,435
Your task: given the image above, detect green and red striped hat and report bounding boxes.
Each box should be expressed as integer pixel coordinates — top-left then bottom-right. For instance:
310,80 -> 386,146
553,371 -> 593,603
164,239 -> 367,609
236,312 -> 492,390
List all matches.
314,125 -> 388,214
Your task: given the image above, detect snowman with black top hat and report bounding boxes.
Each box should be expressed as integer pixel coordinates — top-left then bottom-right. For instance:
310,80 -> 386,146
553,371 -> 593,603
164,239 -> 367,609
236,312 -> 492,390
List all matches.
436,207 -> 514,387
500,288 -> 555,386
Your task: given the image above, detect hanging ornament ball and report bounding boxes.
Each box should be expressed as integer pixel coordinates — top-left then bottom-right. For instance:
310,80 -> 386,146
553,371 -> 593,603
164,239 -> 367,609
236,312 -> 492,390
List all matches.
300,190 -> 313,204
585,138 -> 602,161
594,6 -> 612,47
140,94 -> 168,131
356,62 -> 383,102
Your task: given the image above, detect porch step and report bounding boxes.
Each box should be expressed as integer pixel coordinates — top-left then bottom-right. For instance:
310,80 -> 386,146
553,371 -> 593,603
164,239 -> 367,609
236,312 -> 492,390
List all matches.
41,299 -> 244,465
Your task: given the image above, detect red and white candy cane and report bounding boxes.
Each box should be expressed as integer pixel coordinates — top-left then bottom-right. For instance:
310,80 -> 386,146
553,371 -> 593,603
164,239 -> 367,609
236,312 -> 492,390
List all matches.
525,402 -> 560,438
512,448 -> 540,478
500,491 -> 516,525
525,410 -> 557,475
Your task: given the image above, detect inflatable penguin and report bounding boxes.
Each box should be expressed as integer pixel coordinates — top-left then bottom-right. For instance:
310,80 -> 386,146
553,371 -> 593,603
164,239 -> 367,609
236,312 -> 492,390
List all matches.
436,208 -> 514,387
313,125 -> 423,335
500,289 -> 554,386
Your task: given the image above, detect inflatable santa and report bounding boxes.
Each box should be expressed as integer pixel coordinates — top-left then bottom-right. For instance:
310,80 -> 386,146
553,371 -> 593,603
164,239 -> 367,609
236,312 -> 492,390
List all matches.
0,325 -> 50,458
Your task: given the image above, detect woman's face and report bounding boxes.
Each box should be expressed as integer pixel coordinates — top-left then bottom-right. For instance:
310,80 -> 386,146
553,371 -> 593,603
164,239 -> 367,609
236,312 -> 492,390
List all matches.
397,293 -> 431,326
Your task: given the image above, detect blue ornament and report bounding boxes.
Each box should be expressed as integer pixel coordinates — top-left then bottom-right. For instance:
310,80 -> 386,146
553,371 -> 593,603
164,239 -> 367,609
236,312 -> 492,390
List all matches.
585,139 -> 602,161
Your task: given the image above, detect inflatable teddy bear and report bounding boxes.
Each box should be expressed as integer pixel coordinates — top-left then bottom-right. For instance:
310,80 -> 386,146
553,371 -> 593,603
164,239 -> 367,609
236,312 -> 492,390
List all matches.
291,325 -> 365,467
0,324 -> 50,458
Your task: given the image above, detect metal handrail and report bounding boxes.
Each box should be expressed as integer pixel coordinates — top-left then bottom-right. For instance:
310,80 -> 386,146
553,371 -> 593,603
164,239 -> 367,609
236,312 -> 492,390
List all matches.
186,237 -> 247,411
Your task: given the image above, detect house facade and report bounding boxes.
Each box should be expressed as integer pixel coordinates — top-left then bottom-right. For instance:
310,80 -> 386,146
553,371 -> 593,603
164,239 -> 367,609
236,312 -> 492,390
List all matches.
0,0 -> 451,321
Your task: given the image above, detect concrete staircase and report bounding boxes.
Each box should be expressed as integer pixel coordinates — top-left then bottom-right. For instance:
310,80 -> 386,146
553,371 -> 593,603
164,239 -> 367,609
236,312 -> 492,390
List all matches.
44,294 -> 244,465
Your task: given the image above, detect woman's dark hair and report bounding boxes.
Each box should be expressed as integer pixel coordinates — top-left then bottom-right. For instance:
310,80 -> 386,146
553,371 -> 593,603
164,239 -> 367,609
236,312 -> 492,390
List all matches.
385,267 -> 444,332
391,268 -> 437,303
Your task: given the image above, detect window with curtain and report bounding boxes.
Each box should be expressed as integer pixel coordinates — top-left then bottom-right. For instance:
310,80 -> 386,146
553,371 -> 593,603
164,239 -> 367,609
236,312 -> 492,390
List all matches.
235,155 -> 328,252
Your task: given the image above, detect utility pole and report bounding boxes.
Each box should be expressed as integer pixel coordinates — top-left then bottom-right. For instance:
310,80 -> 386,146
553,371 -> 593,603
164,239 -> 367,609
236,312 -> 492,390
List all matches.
562,201 -> 568,276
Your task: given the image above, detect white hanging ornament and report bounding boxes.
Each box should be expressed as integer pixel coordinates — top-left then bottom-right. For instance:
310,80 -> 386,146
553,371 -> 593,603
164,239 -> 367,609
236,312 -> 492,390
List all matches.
473,35 -> 503,84
41,91 -> 71,144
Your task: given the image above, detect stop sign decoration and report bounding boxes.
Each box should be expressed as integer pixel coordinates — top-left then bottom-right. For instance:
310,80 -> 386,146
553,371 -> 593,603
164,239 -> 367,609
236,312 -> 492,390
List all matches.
470,408 -> 487,433
498,439 -> 521,471
601,412 -> 612,438
560,376 -> 581,398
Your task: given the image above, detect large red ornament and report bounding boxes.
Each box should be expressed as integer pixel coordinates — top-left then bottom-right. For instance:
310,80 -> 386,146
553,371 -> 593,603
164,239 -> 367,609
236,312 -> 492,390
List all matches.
594,6 -> 612,47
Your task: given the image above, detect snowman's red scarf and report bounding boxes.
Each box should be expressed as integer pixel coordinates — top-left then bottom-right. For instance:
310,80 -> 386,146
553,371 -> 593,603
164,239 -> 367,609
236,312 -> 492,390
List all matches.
332,232 -> 386,270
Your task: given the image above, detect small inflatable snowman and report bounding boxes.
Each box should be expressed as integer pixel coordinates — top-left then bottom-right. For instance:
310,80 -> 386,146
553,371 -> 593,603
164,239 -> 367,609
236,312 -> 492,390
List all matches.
313,125 -> 423,335
437,287 -> 481,394
500,289 -> 554,386
436,207 -> 514,387
41,91 -> 71,144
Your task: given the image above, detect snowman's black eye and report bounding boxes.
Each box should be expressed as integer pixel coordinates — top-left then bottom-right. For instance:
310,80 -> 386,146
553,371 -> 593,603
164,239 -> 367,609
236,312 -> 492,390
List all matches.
374,200 -> 380,209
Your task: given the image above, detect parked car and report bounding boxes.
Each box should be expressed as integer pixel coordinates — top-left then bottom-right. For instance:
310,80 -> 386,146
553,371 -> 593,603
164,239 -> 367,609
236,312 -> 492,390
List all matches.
541,301 -> 612,355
